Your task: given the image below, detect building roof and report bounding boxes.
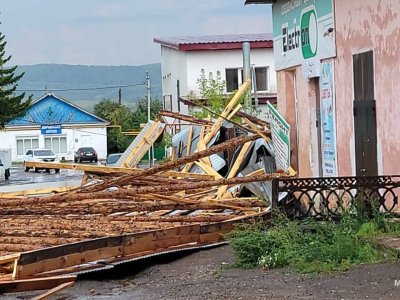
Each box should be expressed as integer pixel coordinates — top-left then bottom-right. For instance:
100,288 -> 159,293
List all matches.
154,33 -> 273,51
8,93 -> 109,126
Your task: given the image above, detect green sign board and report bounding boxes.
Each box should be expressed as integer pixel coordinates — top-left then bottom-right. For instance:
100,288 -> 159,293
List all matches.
266,102 -> 291,172
272,0 -> 335,71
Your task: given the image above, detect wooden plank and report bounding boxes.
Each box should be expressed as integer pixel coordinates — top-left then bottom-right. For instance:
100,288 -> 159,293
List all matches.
0,254 -> 20,265
194,161 -> 223,180
0,275 -> 76,294
123,121 -> 165,168
0,187 -> 76,197
217,141 -> 254,199
18,246 -> 123,278
32,281 -> 74,300
186,125 -> 194,156
182,80 -> 251,172
23,161 -> 140,174
227,104 -> 242,120
243,118 -> 272,143
123,234 -> 199,255
17,225 -> 201,278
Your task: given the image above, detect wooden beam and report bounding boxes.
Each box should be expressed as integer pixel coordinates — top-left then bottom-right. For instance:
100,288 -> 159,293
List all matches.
217,141 -> 254,199
0,187 -> 76,198
32,281 -> 74,300
159,110 -> 214,126
121,121 -> 161,168
181,80 -> 251,172
0,275 -> 76,294
243,118 -> 272,143
23,161 -> 141,174
0,254 -> 20,265
227,104 -> 242,120
186,126 -> 194,156
194,161 -> 223,180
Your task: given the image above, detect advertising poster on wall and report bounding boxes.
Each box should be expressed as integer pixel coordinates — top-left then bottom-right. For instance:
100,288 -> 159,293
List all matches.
272,0 -> 336,71
320,60 -> 337,177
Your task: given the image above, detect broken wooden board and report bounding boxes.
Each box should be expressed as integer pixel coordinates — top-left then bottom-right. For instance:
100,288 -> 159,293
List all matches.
115,120 -> 165,168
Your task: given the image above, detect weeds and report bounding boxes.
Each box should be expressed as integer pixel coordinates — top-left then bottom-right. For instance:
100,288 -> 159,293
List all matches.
227,211 -> 400,273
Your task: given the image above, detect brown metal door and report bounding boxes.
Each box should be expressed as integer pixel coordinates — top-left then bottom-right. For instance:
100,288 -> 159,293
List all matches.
353,100 -> 378,176
353,50 -> 377,176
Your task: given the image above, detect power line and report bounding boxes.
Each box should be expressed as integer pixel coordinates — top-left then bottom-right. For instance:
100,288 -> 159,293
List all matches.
16,82 -> 146,92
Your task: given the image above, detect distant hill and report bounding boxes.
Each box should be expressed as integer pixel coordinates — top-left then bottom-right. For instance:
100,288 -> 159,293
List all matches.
16,63 -> 162,111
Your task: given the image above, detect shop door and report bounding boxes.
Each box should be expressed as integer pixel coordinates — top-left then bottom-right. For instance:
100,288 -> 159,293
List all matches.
353,51 -> 378,176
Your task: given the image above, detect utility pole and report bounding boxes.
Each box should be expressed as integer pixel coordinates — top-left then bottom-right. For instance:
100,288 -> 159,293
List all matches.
146,71 -> 153,167
118,88 -> 122,105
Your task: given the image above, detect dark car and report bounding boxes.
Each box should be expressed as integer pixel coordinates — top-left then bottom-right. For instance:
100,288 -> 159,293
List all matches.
74,147 -> 98,163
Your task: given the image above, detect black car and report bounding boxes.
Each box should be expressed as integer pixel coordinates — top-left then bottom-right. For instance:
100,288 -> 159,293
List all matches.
74,147 -> 98,163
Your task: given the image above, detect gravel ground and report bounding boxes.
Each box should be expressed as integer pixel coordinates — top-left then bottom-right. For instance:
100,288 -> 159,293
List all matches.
5,245 -> 400,300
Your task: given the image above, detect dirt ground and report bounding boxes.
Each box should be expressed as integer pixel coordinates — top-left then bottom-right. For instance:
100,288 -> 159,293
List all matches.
5,244 -> 400,300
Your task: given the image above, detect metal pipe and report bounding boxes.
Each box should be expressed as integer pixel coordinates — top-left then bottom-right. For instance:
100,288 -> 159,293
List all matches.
243,42 -> 251,112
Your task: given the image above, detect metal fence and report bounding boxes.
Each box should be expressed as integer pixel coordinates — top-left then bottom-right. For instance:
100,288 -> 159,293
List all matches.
271,175 -> 400,219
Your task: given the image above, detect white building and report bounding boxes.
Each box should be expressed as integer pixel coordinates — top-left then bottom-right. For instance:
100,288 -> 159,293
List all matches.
0,93 -> 109,162
153,33 -> 276,131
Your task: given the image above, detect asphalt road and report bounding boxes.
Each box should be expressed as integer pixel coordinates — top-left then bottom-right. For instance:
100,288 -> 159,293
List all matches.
0,161 -> 151,189
0,163 -> 87,188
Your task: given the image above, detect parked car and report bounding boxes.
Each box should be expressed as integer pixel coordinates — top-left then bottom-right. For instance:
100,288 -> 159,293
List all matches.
24,149 -> 60,173
0,158 -> 6,180
105,153 -> 123,166
0,148 -> 11,180
74,147 -> 98,163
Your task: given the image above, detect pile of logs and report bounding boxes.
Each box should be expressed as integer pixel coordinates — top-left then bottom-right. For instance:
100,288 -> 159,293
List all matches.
0,80 -> 294,296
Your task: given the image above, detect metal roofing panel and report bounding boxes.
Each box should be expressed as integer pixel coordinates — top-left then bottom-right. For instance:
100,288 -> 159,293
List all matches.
154,33 -> 273,48
172,126 -> 221,157
8,93 -> 108,126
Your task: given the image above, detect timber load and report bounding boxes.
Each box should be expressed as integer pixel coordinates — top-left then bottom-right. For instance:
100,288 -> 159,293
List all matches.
1,80 -> 295,296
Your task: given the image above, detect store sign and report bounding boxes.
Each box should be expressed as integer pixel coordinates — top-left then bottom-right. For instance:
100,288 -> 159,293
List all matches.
319,61 -> 337,177
272,0 -> 335,71
41,124 -> 62,135
266,102 -> 291,172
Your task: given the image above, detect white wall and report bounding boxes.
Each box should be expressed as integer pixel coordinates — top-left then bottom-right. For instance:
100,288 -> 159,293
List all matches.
186,48 -> 276,94
0,125 -> 107,162
160,46 -> 188,114
160,46 -> 276,120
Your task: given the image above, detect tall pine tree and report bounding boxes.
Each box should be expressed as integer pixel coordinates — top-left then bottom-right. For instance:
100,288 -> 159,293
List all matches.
0,27 -> 32,128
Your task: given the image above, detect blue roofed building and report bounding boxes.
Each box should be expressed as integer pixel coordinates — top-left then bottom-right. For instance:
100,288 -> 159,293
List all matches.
0,93 -> 109,161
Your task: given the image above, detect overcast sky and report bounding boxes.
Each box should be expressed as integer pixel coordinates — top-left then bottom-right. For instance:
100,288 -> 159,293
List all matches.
0,0 -> 272,66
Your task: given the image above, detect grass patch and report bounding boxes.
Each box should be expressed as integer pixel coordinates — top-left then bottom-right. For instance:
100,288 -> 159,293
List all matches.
227,212 -> 400,273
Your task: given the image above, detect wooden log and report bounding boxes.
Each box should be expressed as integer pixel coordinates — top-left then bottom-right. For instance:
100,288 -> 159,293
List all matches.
235,110 -> 270,128
159,110 -> 213,126
1,172 -> 286,207
0,134 -> 266,208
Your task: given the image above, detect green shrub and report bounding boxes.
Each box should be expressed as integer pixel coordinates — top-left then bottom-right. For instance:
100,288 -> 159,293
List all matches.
227,213 -> 400,273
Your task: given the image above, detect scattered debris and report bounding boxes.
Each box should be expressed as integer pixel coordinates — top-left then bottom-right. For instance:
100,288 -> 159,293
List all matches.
1,80 -> 295,296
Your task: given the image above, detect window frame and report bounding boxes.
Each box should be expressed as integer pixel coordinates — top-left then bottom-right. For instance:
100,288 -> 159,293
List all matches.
44,135 -> 68,154
16,136 -> 39,156
225,66 -> 270,93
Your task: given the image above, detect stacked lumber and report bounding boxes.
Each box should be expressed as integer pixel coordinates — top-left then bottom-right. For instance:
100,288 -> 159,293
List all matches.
0,80 -> 294,295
